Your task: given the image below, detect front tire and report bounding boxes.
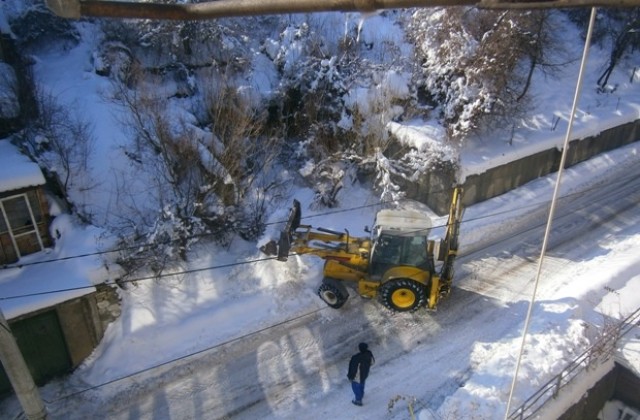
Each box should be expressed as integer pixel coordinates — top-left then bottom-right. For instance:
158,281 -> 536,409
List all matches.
318,283 -> 348,309
379,279 -> 426,312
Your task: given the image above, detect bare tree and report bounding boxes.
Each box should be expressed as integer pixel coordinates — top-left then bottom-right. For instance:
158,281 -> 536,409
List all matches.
409,8 -> 564,139
18,87 -> 97,222
596,10 -> 640,89
108,65 -> 282,273
516,11 -> 567,101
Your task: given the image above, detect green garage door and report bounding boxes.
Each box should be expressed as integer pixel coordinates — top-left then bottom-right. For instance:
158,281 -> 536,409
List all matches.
0,310 -> 71,395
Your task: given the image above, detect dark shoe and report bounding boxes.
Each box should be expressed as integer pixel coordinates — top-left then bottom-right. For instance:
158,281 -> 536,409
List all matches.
352,400 -> 363,406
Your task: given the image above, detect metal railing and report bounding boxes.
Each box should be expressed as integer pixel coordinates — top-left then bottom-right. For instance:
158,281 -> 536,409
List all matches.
508,306 -> 640,420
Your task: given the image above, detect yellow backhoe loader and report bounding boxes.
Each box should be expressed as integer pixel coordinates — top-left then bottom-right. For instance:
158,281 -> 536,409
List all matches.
261,187 -> 464,312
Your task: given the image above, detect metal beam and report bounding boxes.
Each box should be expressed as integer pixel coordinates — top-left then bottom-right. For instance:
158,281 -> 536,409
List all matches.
46,0 -> 640,20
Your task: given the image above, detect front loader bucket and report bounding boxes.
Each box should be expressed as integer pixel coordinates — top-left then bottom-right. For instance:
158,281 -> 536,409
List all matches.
277,230 -> 291,261
259,231 -> 292,261
260,240 -> 278,257
259,199 -> 302,261
286,199 -> 302,233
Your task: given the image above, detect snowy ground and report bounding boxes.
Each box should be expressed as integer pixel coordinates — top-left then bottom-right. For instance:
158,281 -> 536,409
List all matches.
1,8 -> 640,420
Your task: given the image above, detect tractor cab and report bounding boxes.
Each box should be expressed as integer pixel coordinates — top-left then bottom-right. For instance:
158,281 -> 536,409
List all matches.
368,210 -> 434,280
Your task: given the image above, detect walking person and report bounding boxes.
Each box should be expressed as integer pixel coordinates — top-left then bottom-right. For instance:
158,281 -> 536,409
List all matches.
347,342 -> 375,406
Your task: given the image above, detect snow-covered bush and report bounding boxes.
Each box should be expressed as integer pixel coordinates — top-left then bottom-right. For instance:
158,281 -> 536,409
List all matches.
265,14 -> 421,207
108,65 -> 282,273
9,4 -> 79,51
17,88 -> 97,223
92,41 -> 134,84
98,16 -> 273,70
409,8 -> 560,139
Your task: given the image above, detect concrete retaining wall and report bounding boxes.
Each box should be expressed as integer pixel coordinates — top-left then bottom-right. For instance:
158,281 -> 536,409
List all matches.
558,362 -> 640,420
56,284 -> 120,367
399,119 -> 640,215
30,284 -> 120,368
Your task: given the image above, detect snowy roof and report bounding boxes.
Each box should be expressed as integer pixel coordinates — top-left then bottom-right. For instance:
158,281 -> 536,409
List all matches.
374,209 -> 432,235
0,140 -> 46,193
0,215 -> 105,320
387,119 -> 458,163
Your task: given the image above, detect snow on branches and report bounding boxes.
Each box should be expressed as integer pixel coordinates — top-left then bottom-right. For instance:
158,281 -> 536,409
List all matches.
409,8 -> 559,140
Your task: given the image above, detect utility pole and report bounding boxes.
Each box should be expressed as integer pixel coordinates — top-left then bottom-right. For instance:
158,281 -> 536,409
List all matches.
0,309 -> 47,420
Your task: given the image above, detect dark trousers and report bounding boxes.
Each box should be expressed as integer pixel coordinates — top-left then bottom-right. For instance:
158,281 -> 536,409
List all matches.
351,381 -> 365,402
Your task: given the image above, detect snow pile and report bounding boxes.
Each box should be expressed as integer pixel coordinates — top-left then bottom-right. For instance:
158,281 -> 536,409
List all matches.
431,308 -> 589,419
0,141 -> 45,192
387,119 -> 458,163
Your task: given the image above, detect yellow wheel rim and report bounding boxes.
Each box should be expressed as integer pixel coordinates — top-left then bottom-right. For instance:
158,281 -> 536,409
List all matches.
391,288 -> 416,308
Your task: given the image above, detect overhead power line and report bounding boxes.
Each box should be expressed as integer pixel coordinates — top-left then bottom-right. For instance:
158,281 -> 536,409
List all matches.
45,304 -> 327,403
0,194 -> 399,271
2,177 -> 629,271
0,255 -> 279,301
2,173 -> 636,302
39,187 -> 640,405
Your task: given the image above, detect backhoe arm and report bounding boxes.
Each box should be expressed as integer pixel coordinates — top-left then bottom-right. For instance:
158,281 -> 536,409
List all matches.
438,186 -> 464,288
260,200 -> 369,263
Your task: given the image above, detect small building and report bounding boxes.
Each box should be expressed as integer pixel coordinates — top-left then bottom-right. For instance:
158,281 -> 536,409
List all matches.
0,140 -> 120,395
0,140 -> 53,264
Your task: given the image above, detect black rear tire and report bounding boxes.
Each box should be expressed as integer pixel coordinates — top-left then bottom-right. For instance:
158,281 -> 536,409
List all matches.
379,279 -> 426,312
318,283 -> 348,309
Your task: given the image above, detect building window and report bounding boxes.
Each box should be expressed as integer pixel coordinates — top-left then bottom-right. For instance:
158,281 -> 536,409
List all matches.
0,191 -> 45,259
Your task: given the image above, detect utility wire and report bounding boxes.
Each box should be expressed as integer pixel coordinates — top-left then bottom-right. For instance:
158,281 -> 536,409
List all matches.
1,171 -> 637,302
41,184 -> 638,405
0,192 -> 418,270
0,255 -> 279,301
1,176 -> 628,271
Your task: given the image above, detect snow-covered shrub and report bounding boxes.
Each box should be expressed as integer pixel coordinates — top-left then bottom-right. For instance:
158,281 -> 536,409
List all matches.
92,41 -> 134,84
108,66 -> 281,272
409,8 -> 559,139
17,88 -> 97,223
9,4 -> 79,52
99,16 -> 272,70
270,34 -> 416,206
301,158 -> 360,209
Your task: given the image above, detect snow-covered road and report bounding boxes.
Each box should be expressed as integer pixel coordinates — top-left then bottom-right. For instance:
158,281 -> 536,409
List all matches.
22,146 -> 640,420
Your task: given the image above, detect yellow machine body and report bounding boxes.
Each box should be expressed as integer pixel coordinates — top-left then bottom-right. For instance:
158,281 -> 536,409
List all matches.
261,187 -> 464,312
